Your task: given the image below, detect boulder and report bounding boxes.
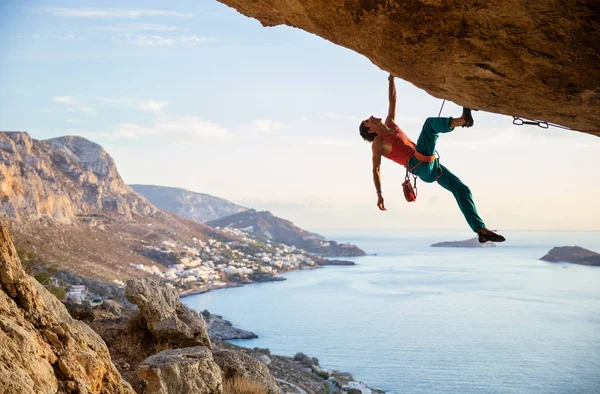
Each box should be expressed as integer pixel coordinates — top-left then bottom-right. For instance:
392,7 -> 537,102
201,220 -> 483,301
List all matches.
202,310 -> 258,340
0,222 -> 134,394
257,354 -> 272,366
125,278 -> 211,348
213,348 -> 281,394
137,347 -> 222,394
217,0 -> 600,134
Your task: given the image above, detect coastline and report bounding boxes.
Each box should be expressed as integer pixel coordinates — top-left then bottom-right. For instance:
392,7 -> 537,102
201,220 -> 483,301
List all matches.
180,261 -> 386,394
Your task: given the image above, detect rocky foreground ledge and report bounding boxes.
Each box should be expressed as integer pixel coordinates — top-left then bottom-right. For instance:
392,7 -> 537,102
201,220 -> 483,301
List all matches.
540,246 -> 600,266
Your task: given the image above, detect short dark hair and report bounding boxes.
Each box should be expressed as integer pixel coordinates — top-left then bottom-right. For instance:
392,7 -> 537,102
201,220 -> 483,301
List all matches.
359,120 -> 377,142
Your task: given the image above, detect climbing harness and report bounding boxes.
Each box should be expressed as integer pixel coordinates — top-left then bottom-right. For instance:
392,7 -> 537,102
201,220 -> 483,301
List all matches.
402,151 -> 440,202
402,99 -> 447,202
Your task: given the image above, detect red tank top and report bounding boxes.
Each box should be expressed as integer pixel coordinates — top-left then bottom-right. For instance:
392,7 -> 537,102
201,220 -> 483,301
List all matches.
379,122 -> 416,167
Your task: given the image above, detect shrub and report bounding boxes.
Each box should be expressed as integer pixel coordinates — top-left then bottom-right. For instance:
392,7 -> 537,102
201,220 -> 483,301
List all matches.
223,376 -> 267,394
293,352 -> 306,361
16,246 -> 37,274
34,271 -> 51,285
315,370 -> 329,379
48,285 -> 67,301
253,347 -> 271,355
347,389 -> 362,394
299,356 -> 312,368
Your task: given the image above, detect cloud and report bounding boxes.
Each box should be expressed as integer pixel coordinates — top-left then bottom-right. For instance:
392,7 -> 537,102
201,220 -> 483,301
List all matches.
44,8 -> 193,19
326,113 -> 362,122
53,96 -> 76,105
90,116 -> 231,140
53,96 -> 97,116
100,23 -> 183,32
137,100 -> 168,112
70,106 -> 97,116
96,97 -> 167,112
115,123 -> 162,139
282,136 -> 354,147
252,119 -> 284,133
126,34 -> 175,46
179,36 -> 215,43
125,34 -> 215,46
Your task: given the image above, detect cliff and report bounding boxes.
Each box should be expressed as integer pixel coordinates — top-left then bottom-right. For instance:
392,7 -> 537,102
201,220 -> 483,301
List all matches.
217,0 -> 600,135
0,132 -> 156,223
0,222 -> 134,393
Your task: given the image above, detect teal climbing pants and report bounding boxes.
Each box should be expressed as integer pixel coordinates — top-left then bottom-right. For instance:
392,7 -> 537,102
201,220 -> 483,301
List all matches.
408,117 -> 486,232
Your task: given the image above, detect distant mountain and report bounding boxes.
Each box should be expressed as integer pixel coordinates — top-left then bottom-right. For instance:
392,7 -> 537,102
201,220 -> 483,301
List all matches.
206,209 -> 366,257
431,238 -> 495,248
130,184 -> 246,223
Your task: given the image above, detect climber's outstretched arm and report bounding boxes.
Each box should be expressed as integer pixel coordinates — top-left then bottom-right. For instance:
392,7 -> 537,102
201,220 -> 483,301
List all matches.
372,141 -> 386,211
386,74 -> 396,125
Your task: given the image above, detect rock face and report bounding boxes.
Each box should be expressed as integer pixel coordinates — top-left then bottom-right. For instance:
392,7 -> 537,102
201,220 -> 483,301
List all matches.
0,222 -> 134,393
207,209 -> 366,257
431,237 -> 495,248
130,184 -> 247,223
213,347 -> 281,394
0,132 -> 156,223
217,0 -> 600,134
125,278 -> 211,348
540,246 -> 600,266
137,347 -> 223,394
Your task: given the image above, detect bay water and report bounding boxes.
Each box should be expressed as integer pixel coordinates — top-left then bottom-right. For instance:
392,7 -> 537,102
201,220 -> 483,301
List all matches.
183,231 -> 600,393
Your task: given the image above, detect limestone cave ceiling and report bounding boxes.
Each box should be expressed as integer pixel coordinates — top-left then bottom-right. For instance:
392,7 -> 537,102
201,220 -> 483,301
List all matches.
218,0 -> 600,137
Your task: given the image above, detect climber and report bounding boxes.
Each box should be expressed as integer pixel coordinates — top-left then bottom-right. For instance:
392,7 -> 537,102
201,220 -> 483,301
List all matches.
359,74 -> 505,243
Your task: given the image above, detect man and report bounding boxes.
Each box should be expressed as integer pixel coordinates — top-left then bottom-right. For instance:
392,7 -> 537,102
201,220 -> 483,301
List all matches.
359,74 -> 505,243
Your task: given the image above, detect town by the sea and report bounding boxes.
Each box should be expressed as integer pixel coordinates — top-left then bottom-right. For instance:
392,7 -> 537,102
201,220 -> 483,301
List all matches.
183,230 -> 600,394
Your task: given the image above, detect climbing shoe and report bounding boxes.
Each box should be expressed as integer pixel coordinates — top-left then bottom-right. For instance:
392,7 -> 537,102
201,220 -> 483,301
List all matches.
462,107 -> 474,128
477,228 -> 506,243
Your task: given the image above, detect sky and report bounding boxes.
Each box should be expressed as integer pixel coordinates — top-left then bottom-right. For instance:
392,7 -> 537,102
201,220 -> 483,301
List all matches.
1,0 -> 599,233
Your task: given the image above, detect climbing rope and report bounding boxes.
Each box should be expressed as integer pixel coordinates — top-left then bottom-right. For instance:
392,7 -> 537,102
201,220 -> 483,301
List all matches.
437,99 -> 446,117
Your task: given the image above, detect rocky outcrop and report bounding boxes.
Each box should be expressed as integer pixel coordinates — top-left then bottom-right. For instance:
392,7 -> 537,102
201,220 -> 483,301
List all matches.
213,347 -> 281,394
431,237 -> 495,248
125,278 -> 211,348
0,222 -> 134,393
207,209 -> 366,257
540,246 -> 600,266
137,347 -> 223,394
130,184 -> 247,223
201,310 -> 258,340
0,132 -> 157,222
217,0 -> 600,134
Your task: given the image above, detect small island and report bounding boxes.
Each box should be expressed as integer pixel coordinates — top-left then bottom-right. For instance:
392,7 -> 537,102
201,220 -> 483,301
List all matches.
540,246 -> 600,266
431,237 -> 495,248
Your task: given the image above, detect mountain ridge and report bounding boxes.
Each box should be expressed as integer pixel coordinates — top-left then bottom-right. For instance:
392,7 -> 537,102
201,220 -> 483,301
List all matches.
207,209 -> 365,257
130,184 -> 247,223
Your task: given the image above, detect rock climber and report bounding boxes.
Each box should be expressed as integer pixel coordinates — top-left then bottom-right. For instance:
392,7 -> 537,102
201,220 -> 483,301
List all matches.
359,74 -> 505,243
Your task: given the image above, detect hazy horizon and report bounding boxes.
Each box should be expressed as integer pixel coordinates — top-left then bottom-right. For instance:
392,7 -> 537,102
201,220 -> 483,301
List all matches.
1,0 -> 599,233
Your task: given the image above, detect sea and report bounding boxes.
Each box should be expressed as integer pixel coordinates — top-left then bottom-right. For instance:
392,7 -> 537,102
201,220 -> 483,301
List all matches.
182,230 -> 600,394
